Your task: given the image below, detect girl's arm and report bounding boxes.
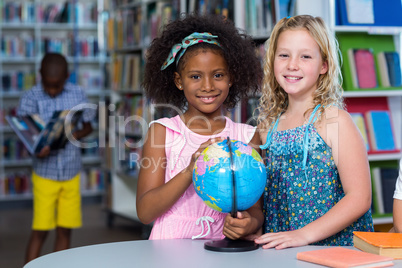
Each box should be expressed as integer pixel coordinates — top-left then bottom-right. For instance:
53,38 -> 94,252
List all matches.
223,197 -> 263,240
392,160 -> 402,233
223,130 -> 265,240
136,123 -> 223,224
255,108 -> 372,249
136,123 -> 192,224
393,199 -> 402,233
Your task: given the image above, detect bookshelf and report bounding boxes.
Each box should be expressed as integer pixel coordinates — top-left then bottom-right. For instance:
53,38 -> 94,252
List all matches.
330,0 -> 402,225
104,0 -> 182,226
0,0 -> 109,202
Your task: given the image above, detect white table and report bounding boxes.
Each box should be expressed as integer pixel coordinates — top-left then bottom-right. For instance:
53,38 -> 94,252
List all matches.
24,239 -> 402,268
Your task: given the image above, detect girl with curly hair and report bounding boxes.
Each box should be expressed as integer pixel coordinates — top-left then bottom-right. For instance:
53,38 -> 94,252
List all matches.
137,13 -> 263,240
224,15 -> 373,247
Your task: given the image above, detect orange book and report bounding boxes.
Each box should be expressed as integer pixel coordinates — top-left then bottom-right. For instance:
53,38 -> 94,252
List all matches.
354,231 -> 402,259
297,247 -> 393,268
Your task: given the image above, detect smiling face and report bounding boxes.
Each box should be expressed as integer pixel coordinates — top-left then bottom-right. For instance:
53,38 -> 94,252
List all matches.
274,29 -> 328,100
174,48 -> 231,117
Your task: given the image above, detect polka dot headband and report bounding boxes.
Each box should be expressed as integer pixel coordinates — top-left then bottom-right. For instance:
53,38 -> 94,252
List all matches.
161,32 -> 221,70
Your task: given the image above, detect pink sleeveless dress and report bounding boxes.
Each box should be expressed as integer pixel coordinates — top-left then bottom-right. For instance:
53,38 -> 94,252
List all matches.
148,115 -> 256,240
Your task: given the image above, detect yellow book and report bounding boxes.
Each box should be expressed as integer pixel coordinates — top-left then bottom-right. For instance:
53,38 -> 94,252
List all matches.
350,113 -> 369,151
107,18 -> 115,50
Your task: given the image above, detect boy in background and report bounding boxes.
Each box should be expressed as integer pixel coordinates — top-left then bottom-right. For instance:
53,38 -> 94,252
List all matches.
18,52 -> 96,264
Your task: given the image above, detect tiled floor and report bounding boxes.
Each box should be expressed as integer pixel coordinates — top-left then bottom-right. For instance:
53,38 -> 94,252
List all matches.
0,201 -> 146,268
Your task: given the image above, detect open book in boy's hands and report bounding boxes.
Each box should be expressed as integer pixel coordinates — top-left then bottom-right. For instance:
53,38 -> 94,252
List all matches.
6,110 -> 83,155
297,247 -> 394,268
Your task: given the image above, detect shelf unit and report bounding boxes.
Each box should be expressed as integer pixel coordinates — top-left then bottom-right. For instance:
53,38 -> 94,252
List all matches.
0,0 -> 109,201
343,91 -> 402,225
332,0 -> 402,226
104,0 -> 183,225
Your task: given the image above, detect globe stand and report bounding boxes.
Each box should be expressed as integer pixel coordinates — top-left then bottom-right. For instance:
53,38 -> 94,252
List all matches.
204,237 -> 258,252
203,137 -> 259,253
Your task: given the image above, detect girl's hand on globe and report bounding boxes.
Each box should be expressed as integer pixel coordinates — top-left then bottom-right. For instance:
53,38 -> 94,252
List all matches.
254,229 -> 309,249
190,137 -> 226,163
183,137 -> 226,180
223,211 -> 256,240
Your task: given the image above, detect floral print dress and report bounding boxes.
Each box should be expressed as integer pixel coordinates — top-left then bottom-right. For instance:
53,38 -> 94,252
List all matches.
261,113 -> 373,246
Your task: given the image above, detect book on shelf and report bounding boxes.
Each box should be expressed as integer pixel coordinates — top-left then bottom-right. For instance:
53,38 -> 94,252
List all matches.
350,113 -> 370,151
248,0 -> 257,32
187,0 -> 233,18
3,137 -> 30,161
377,51 -> 402,88
377,52 -> 391,87
2,34 -> 35,58
127,54 -> 142,91
116,11 -> 124,49
242,97 -> 259,126
262,0 -> 274,31
365,110 -> 396,152
1,71 -> 36,92
368,161 -> 399,215
107,18 -> 115,50
348,49 -> 359,89
297,246 -> 394,268
74,2 -> 98,25
348,48 -> 378,89
371,167 -> 386,214
111,55 -> 123,91
122,8 -> 142,47
147,1 -> 180,42
345,0 -> 374,24
6,110 -> 82,155
354,231 -> 402,259
380,168 -> 399,214
337,0 -> 402,26
2,2 -> 36,24
81,168 -> 105,192
236,0 -> 273,34
274,0 -> 295,22
0,172 -> 31,196
384,51 -> 402,87
337,33 -> 397,91
294,0 -> 330,23
111,54 -> 142,92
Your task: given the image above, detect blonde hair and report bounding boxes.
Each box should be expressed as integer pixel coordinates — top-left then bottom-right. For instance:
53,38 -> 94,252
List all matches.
256,15 -> 344,129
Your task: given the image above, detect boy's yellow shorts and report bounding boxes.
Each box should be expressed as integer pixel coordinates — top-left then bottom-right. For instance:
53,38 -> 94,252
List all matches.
32,172 -> 82,230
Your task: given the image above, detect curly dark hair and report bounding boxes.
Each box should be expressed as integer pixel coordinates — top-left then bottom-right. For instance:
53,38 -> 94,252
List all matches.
142,13 -> 263,111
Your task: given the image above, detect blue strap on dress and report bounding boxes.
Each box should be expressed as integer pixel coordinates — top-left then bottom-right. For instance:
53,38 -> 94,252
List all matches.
260,105 -> 322,189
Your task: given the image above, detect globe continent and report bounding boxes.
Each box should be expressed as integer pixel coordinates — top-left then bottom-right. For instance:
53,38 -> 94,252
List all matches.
192,139 -> 266,213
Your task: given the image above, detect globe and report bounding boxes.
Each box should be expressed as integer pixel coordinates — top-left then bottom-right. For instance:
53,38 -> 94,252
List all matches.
192,139 -> 267,213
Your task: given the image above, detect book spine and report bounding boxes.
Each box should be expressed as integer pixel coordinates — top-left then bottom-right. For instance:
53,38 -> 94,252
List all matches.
366,110 -> 396,151
354,49 -> 378,89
